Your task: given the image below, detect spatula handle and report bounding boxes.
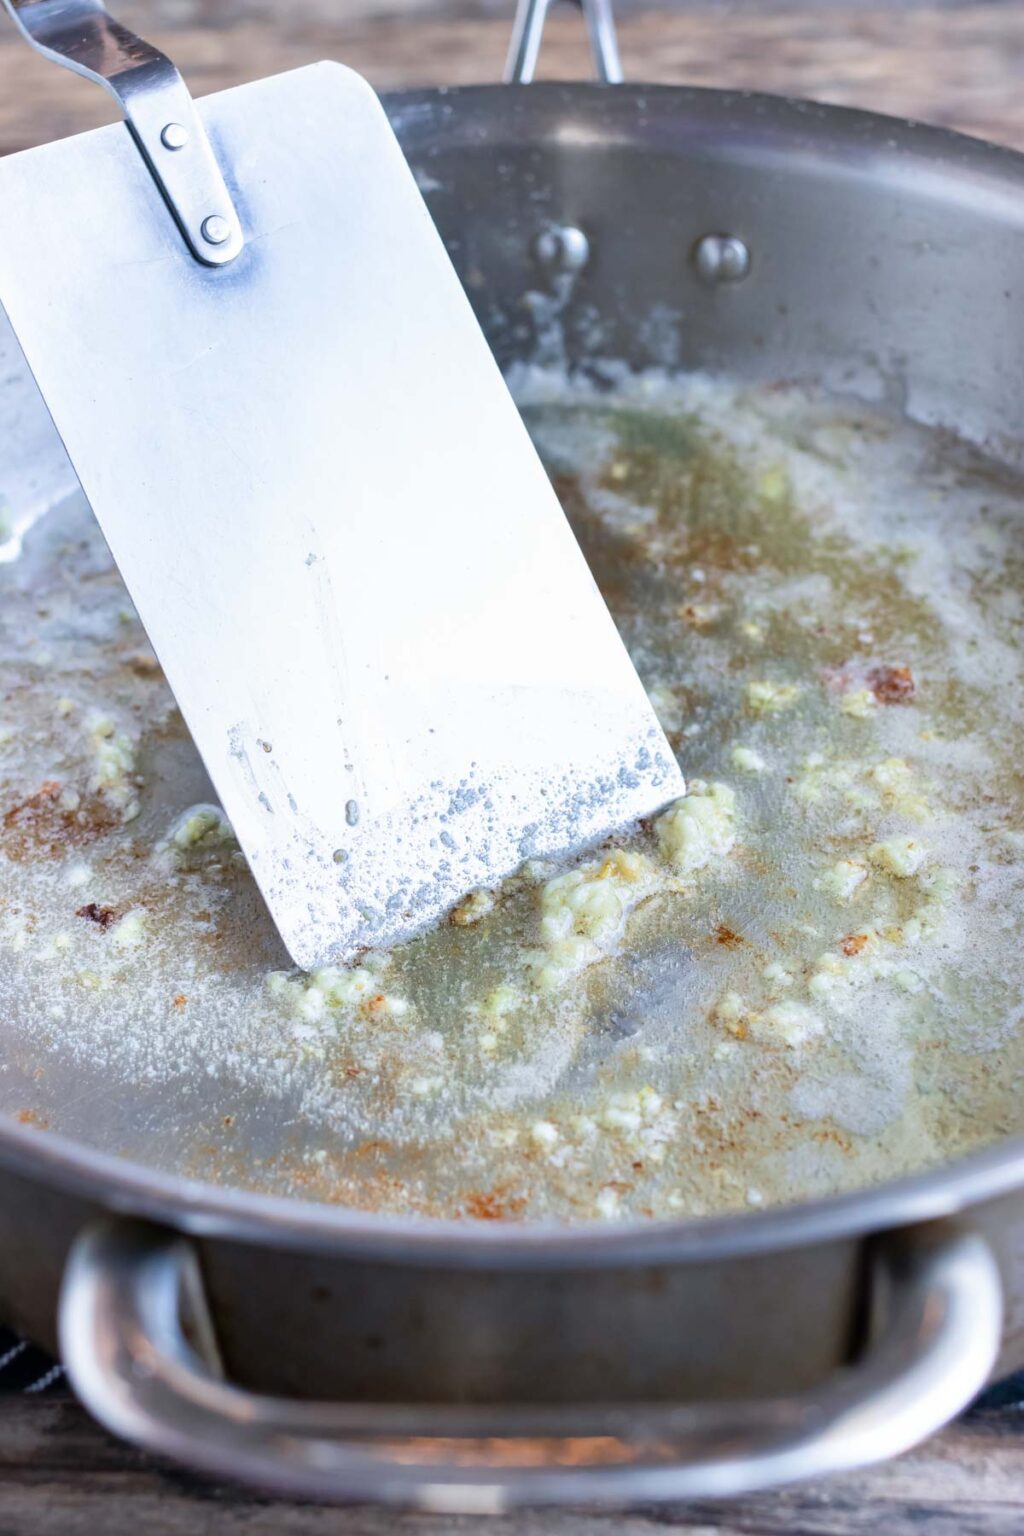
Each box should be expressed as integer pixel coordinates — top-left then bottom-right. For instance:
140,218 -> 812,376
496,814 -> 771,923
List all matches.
0,0 -> 243,266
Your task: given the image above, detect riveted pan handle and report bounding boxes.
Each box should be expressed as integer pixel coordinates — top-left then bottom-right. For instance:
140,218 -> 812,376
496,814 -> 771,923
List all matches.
58,1216 -> 1000,1512
505,0 -> 623,85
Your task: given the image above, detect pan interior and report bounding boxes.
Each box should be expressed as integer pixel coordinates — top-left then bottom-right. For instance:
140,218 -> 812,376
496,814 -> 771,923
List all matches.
1,354 -> 1023,1223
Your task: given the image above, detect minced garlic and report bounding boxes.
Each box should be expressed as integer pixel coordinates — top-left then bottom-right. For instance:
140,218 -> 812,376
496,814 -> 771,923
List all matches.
841,688 -> 878,719
752,1001 -> 822,1050
746,680 -> 801,715
795,753 -> 931,822
450,887 -> 496,926
758,464 -> 789,503
869,837 -> 928,878
711,990 -> 751,1036
171,804 -> 235,850
646,683 -> 683,733
529,847 -> 660,991
268,956 -> 410,1025
762,961 -> 794,988
730,745 -> 766,773
110,909 -> 147,952
655,781 -> 736,873
595,1186 -> 620,1219
86,713 -> 139,821
868,758 -> 930,821
409,1075 -> 443,1098
472,984 -> 521,1053
539,849 -> 652,948
530,1120 -> 559,1149
816,859 -> 868,903
713,991 -> 822,1048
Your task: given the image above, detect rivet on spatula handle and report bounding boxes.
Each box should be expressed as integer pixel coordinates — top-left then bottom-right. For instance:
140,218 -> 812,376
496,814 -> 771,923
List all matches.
0,0 -> 243,266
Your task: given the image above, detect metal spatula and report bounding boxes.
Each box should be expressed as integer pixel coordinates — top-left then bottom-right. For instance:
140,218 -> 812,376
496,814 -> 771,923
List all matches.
0,1 -> 683,970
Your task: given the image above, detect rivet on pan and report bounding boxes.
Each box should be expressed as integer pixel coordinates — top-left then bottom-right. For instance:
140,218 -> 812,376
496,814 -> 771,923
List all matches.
160,122 -> 189,151
693,234 -> 750,284
533,224 -> 590,273
201,215 -> 232,246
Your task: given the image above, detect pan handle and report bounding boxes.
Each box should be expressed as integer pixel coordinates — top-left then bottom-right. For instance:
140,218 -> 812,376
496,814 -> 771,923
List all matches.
505,0 -> 623,85
59,1216 -> 1000,1512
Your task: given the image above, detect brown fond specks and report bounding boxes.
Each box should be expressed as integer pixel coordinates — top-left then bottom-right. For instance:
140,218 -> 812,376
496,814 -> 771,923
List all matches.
76,902 -> 118,930
2,782 -> 118,860
869,664 -> 915,703
462,1187 -> 527,1221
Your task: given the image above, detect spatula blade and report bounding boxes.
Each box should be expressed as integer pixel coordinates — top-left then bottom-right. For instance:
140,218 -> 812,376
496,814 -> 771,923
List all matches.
0,62 -> 683,969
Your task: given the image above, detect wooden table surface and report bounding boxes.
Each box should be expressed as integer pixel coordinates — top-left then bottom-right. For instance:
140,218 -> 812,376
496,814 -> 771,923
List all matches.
0,0 -> 1021,153
1,1391 -> 1022,1535
2,1 -> 1023,1530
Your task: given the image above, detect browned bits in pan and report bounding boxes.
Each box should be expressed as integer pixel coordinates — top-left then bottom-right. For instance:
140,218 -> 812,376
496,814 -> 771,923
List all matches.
869,664 -> 915,703
714,923 -> 743,948
2,781 -> 118,860
76,902 -> 118,929
463,1188 -> 527,1222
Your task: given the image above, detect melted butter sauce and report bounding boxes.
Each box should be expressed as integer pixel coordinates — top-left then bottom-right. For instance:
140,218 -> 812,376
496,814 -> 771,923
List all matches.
2,371 -> 1024,1221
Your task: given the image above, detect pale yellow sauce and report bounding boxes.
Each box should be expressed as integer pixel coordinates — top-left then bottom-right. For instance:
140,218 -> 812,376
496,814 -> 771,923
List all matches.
2,372 -> 1024,1221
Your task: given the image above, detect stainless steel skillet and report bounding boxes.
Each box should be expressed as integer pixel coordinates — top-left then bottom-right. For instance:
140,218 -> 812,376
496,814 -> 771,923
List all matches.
0,0 -> 1023,1510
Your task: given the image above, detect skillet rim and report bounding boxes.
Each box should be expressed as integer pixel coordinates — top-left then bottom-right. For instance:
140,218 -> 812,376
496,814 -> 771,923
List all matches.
2,78 -> 1023,1264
